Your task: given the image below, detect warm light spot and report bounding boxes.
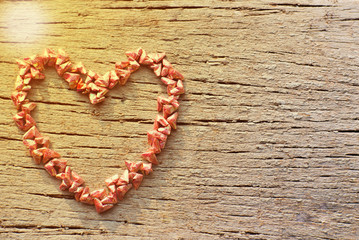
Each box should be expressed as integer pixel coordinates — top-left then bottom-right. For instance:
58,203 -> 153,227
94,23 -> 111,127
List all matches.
2,2 -> 46,42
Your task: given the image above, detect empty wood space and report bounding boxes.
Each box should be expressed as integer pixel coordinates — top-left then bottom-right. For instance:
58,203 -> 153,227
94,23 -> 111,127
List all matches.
0,0 -> 358,239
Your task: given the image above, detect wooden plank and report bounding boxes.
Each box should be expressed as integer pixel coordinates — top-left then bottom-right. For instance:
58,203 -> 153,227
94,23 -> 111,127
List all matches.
1,0 -> 359,239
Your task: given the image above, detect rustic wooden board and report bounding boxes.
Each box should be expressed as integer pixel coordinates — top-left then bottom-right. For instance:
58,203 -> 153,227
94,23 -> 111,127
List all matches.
1,0 -> 359,239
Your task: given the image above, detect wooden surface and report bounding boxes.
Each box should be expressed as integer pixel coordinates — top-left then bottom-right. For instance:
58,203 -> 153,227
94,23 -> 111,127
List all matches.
1,0 -> 359,239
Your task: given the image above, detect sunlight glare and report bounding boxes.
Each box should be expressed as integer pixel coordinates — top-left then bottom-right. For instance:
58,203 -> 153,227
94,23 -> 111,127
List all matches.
3,3 -> 46,42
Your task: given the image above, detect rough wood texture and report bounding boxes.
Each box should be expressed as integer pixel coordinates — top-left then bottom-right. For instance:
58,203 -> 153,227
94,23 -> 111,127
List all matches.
1,0 -> 359,239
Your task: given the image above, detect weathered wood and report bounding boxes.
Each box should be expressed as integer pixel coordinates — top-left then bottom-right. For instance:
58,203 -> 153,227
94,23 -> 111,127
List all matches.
1,0 -> 359,239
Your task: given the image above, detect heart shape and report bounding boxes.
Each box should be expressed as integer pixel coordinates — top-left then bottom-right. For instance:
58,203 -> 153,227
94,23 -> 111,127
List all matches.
11,48 -> 184,213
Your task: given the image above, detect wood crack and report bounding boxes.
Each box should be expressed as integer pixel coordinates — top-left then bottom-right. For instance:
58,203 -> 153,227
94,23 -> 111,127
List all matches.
270,3 -> 333,8
100,6 -> 208,10
33,100 -> 82,107
0,136 -> 20,141
28,192 -> 74,200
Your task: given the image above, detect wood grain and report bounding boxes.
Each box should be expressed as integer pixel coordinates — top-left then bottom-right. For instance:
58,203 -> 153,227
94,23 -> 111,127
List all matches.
1,0 -> 359,239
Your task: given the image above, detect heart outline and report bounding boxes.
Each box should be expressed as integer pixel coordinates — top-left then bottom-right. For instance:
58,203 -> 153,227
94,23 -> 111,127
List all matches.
11,48 -> 184,213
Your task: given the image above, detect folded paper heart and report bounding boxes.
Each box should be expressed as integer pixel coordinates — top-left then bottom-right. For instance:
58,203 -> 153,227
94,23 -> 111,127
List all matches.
11,48 -> 184,213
